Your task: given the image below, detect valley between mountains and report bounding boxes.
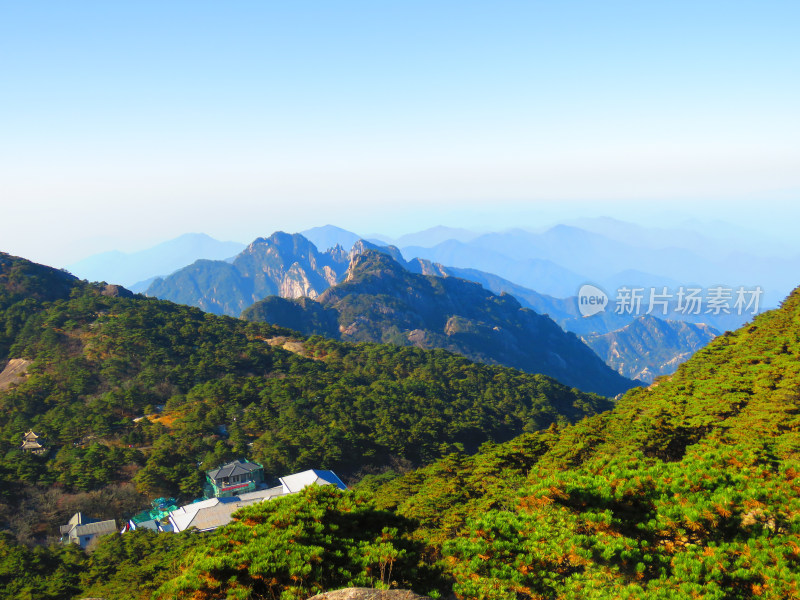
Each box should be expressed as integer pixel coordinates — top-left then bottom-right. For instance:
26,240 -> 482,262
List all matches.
1,224 -> 794,600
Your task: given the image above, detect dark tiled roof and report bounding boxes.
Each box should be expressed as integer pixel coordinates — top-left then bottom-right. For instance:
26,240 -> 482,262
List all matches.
207,460 -> 262,481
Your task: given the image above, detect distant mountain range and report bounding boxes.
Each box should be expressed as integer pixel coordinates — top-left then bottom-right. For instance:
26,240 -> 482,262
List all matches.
242,249 -> 639,397
67,233 -> 245,289
298,223 -> 785,331
76,220 -> 793,323
400,224 -> 795,311
370,225 -> 481,248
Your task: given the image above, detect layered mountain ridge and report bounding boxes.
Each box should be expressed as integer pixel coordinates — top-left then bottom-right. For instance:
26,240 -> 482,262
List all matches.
243,249 -> 639,397
145,231 -> 718,391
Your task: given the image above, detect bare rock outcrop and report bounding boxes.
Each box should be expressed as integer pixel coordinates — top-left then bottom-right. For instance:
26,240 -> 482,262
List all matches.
0,358 -> 31,391
100,283 -> 133,298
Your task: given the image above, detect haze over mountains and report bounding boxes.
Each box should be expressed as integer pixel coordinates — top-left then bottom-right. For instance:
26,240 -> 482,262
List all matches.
67,233 -> 246,290
399,224 -> 793,310
69,218 -> 794,317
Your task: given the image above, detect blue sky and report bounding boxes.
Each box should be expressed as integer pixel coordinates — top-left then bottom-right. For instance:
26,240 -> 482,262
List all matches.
2,1 -> 799,265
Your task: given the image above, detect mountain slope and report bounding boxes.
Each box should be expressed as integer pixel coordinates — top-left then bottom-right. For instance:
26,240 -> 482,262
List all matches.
132,231 -> 720,383
4,254 -> 799,600
137,283 -> 800,600
582,315 -> 719,383
0,252 -> 80,305
365,284 -> 800,598
421,267 -> 731,380
0,252 -> 83,358
243,250 -> 639,397
0,251 -> 613,544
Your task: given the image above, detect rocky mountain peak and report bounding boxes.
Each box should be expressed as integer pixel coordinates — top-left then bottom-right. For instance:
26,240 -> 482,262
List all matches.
343,249 -> 404,282
147,232 -> 351,316
241,232 -> 319,262
348,239 -> 407,265
328,243 -> 348,263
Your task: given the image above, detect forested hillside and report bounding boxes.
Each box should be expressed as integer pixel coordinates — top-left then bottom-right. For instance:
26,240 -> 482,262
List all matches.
368,284 -> 800,598
132,284 -> 800,599
0,252 -> 610,548
1,251 -> 798,598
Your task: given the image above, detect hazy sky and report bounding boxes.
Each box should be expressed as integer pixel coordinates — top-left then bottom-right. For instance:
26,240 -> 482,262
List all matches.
2,1 -> 799,266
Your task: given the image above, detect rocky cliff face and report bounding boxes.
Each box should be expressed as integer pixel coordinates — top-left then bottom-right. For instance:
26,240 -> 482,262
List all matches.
582,315 -> 718,383
244,250 -> 640,397
233,233 -> 349,300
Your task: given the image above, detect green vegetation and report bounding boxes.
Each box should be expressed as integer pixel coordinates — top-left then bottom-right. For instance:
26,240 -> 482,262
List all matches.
0,532 -> 86,600
0,527 -> 201,600
149,283 -> 800,599
77,530 -> 202,600
2,251 -> 798,599
0,252 -> 608,542
367,284 -> 800,598
155,485 -> 448,600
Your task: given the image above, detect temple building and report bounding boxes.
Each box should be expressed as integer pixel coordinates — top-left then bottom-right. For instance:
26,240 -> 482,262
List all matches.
205,459 -> 265,497
20,430 -> 46,455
